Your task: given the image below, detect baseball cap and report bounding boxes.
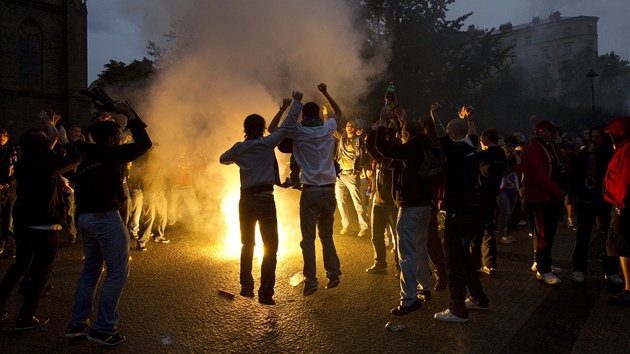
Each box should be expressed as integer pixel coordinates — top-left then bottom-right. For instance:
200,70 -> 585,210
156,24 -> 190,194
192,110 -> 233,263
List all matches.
536,120 -> 561,132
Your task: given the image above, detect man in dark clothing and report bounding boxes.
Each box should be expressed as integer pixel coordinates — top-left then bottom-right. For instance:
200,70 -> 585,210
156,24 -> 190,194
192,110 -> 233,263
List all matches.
375,109 -> 435,316
365,126 -> 400,275
431,104 -> 490,323
470,129 -> 507,276
66,101 -> 152,346
0,129 -> 17,258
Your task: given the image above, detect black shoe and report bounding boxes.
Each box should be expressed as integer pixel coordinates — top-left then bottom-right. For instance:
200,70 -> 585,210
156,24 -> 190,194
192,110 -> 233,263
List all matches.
137,241 -> 147,251
87,329 -> 126,346
608,289 -> 630,307
258,297 -> 276,305
303,285 -> 318,296
326,278 -> 340,289
417,291 -> 432,302
66,322 -> 90,337
366,264 -> 387,274
391,300 -> 422,316
240,289 -> 255,298
15,316 -> 49,331
434,281 -> 447,292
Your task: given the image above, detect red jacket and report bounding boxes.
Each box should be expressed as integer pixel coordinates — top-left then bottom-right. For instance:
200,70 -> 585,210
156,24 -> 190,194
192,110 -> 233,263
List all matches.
521,137 -> 571,204
603,116 -> 630,209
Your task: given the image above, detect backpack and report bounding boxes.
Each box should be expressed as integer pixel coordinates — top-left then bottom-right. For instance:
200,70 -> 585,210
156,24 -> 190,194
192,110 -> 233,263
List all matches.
418,146 -> 443,182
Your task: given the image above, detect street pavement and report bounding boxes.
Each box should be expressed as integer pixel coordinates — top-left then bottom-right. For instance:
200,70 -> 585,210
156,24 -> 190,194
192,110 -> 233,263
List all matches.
0,197 -> 629,353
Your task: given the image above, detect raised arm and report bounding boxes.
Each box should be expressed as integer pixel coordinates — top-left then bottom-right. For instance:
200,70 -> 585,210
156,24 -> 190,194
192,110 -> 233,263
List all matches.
430,102 -> 448,139
267,98 -> 292,133
461,106 -> 477,137
318,83 -> 341,122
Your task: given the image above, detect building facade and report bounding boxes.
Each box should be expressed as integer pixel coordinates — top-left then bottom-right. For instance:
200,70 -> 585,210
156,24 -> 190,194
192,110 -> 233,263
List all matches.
0,0 -> 91,139
489,11 -> 598,80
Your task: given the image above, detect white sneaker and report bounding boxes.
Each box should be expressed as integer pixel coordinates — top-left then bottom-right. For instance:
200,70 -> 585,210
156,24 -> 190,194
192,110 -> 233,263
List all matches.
434,309 -> 468,323
572,271 -> 585,283
518,220 -> 527,226
498,236 -> 512,245
531,262 -> 562,274
536,271 -> 561,285
567,218 -> 575,228
606,274 -> 624,285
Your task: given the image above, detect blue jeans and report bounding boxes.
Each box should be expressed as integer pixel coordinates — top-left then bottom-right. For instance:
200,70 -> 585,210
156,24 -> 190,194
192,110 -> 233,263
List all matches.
300,187 -> 341,287
396,205 -> 430,306
496,190 -> 518,238
335,173 -> 369,231
138,191 -> 167,243
70,210 -> 130,334
239,193 -> 278,299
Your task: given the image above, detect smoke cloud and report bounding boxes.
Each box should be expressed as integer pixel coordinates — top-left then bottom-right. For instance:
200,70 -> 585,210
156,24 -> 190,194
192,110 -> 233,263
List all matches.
101,0 -> 390,239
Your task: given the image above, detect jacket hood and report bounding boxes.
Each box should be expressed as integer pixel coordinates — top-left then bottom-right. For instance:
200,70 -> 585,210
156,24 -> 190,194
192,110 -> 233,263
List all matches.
607,116 -> 630,149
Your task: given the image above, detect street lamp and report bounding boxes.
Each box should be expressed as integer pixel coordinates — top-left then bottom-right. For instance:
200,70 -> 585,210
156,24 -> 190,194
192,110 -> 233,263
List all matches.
586,69 -> 598,123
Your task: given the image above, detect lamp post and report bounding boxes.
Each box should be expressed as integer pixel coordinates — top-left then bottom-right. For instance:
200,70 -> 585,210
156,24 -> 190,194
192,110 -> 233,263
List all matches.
586,69 -> 598,123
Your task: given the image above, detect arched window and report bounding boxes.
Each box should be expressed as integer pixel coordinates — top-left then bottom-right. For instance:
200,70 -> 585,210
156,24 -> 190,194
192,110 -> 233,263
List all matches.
19,19 -> 42,87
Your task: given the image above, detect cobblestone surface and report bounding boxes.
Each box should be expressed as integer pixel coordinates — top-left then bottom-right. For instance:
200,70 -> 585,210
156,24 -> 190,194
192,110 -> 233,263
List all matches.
0,209 -> 628,353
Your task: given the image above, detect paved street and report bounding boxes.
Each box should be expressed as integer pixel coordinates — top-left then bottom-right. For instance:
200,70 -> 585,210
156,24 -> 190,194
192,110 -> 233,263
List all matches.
1,192 -> 629,353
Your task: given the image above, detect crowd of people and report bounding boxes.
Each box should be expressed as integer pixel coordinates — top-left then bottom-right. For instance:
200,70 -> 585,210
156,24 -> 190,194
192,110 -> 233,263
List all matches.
0,82 -> 628,346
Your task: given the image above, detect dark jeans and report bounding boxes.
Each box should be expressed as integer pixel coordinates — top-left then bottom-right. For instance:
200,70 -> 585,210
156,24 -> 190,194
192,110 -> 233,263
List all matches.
0,226 -> 58,318
528,200 -> 563,274
239,193 -> 278,299
470,194 -> 498,269
573,200 -> 617,274
0,194 -> 16,255
427,204 -> 447,282
371,204 -> 398,267
300,187 -> 341,287
443,209 -> 488,318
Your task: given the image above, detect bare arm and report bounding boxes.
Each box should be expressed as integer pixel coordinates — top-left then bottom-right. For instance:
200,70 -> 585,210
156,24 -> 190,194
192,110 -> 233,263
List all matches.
318,83 -> 341,122
463,106 -> 477,137
430,102 -> 448,138
268,98 -> 292,133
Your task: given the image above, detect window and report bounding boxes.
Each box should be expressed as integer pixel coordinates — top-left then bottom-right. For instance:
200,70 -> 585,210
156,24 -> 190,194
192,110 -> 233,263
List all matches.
525,36 -> 532,45
587,25 -> 593,34
564,27 -> 572,37
587,42 -> 594,51
564,44 -> 572,56
541,48 -> 549,58
19,19 -> 42,87
540,32 -> 548,42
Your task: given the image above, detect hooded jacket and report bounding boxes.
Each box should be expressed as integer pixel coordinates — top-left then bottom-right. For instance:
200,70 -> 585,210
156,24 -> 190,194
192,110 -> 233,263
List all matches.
603,116 -> 630,209
521,136 -> 571,204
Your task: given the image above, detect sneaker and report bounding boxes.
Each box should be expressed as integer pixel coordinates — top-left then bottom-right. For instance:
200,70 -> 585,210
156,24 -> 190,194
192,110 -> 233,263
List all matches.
498,236 -> 512,245
168,220 -> 176,226
65,322 -> 90,337
280,177 -> 295,188
531,262 -> 562,274
357,228 -> 370,237
417,291 -> 432,302
326,278 -> 340,289
567,218 -> 575,228
240,288 -> 255,298
153,236 -> 170,243
391,299 -> 422,316
480,266 -> 497,276
607,289 -> 630,307
434,309 -> 468,323
572,271 -> 585,283
137,241 -> 147,251
465,297 -> 489,311
518,220 -> 528,226
15,316 -> 49,331
87,330 -> 126,346
339,227 -> 349,235
303,285 -> 318,296
366,264 -> 387,274
507,235 -> 517,243
536,271 -> 561,285
258,297 -> 276,305
606,274 -> 624,285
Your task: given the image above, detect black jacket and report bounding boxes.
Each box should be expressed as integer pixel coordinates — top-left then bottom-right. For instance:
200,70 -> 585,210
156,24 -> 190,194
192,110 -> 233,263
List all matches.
375,127 -> 434,208
12,143 -> 81,227
75,117 -> 152,213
